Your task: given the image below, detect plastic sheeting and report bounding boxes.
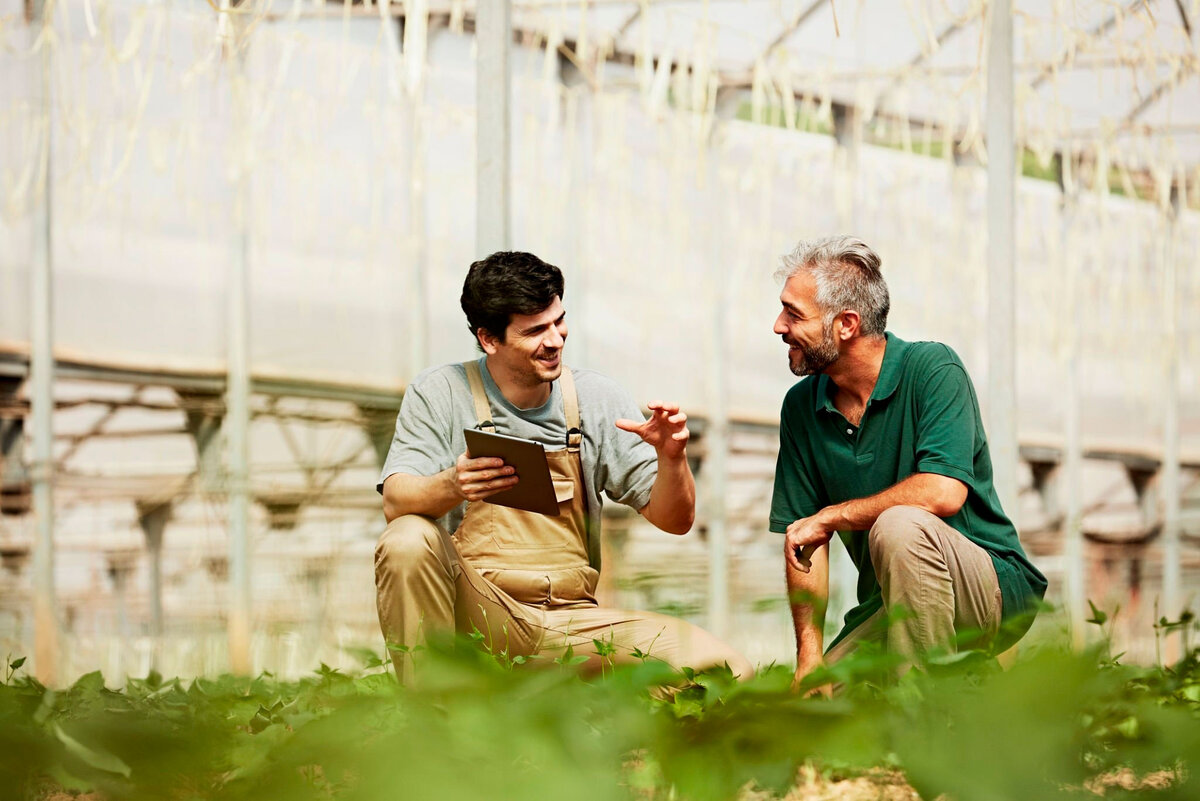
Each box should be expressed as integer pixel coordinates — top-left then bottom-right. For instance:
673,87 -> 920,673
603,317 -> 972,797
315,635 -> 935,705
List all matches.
0,0 -> 1196,445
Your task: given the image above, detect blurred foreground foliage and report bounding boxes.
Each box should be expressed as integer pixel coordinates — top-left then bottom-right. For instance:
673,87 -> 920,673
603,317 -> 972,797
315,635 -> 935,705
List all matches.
3,613 -> 1198,801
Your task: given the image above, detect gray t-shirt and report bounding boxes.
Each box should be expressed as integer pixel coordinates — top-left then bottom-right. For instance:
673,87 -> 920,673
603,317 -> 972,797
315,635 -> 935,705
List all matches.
377,356 -> 658,568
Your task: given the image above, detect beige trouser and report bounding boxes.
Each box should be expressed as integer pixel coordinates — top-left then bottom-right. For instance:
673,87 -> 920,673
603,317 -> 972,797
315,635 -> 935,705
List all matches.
825,505 -> 1003,672
375,514 -> 754,684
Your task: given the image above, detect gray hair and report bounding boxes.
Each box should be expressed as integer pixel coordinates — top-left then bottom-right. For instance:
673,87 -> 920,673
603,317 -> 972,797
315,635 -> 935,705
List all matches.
774,235 -> 890,337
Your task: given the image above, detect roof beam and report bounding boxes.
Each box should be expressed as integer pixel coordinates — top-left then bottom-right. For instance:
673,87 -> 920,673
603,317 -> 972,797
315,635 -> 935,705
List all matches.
54,387 -> 143,467
875,9 -> 981,111
755,0 -> 826,62
1173,0 -> 1192,38
0,350 -> 404,408
1030,0 -> 1155,91
615,5 -> 642,39
1122,65 -> 1199,127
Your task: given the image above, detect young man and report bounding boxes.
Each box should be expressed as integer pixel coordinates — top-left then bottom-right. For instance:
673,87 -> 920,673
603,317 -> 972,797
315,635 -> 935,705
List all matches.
375,251 -> 750,683
769,236 -> 1046,687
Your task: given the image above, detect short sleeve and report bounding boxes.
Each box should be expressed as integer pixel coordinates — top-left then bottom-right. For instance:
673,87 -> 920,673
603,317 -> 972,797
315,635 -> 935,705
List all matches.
377,378 -> 455,491
914,363 -> 977,485
769,401 -> 824,532
598,386 -> 658,511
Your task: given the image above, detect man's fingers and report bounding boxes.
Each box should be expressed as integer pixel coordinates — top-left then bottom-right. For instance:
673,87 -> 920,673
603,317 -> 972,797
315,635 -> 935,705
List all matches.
459,454 -> 507,470
459,465 -> 514,482
476,466 -> 515,480
792,544 -> 815,573
784,538 -> 812,573
614,418 -> 644,433
787,552 -> 811,574
464,478 -> 518,494
462,475 -> 519,500
667,412 -> 687,425
794,549 -> 813,573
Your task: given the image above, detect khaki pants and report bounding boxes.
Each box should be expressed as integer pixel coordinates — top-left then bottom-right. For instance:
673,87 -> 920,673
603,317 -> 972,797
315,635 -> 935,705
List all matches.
375,514 -> 753,684
826,505 -> 1003,671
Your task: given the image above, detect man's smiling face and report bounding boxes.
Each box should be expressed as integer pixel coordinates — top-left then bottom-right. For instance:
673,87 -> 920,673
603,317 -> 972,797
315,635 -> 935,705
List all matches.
773,272 -> 840,377
484,296 -> 568,388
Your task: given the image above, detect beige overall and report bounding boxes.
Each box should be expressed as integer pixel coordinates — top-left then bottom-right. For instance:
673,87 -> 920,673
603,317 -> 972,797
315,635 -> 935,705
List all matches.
375,362 -> 752,684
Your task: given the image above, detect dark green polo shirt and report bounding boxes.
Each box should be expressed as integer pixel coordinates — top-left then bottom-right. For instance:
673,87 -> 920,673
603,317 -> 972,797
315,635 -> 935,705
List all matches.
769,333 -> 1047,650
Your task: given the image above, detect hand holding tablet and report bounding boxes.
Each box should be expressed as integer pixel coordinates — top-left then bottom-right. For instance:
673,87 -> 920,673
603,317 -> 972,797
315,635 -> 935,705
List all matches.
462,428 -> 560,515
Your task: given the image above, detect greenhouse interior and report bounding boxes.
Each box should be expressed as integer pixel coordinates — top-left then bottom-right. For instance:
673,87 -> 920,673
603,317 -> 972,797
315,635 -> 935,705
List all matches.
1,0 -> 1198,689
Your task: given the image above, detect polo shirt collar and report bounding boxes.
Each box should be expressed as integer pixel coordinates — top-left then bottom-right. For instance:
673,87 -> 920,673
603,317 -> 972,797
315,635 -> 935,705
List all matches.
872,332 -> 908,401
813,332 -> 907,415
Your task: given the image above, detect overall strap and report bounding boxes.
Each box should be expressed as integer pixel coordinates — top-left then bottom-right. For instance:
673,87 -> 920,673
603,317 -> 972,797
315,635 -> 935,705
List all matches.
558,366 -> 582,453
462,361 -> 496,432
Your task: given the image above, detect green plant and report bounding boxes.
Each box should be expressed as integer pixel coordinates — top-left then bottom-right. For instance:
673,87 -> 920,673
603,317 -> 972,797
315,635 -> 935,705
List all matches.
1,616 -> 1197,801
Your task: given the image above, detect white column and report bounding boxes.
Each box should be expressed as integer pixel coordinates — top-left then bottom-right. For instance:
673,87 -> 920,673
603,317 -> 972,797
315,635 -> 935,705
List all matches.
827,104 -> 863,633
476,0 -> 511,254
566,80 -> 593,367
136,502 -> 170,643
29,0 -> 58,687
405,78 -> 428,376
1059,174 -> 1086,643
705,280 -> 730,640
985,0 -> 1018,517
226,15 -> 253,675
1161,186 -> 1181,624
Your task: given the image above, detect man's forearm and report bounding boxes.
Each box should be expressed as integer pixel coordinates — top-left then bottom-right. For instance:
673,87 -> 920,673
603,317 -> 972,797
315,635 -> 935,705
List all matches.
817,472 -> 966,534
788,542 -> 829,670
382,468 -> 461,523
639,452 -> 696,535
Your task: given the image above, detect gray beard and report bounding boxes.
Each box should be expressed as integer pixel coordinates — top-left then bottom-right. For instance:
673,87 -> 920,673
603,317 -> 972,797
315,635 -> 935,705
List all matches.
789,326 -> 839,377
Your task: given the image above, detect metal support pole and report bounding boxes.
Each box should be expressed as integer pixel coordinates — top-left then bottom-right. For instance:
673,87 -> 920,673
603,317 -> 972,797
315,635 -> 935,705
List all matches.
29,0 -> 58,687
826,103 -> 864,635
705,281 -> 730,640
701,91 -> 754,642
985,0 -> 1018,518
832,104 -> 861,228
226,12 -> 253,674
1058,162 -> 1086,643
400,10 -> 429,376
1161,185 -> 1181,625
563,64 -> 593,367
476,0 -> 511,254
179,390 -> 224,494
136,501 -> 171,643
406,104 -> 428,374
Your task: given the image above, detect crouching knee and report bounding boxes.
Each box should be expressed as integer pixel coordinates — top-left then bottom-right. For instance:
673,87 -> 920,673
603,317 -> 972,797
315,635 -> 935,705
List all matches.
725,651 -> 755,681
868,505 -> 937,561
687,633 -> 755,681
374,514 -> 447,579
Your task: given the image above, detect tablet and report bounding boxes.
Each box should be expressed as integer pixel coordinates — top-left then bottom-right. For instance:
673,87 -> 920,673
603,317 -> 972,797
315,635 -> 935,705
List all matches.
463,428 -> 560,516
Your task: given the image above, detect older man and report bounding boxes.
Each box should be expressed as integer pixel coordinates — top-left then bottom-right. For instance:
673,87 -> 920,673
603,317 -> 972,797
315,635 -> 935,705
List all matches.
769,235 -> 1046,686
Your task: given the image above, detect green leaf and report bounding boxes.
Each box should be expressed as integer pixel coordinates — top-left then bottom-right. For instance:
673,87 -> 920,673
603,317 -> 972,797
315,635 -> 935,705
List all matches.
70,670 -> 106,693
592,638 -> 617,658
1086,600 -> 1108,626
54,724 -> 132,777
10,656 -> 26,670
343,646 -> 385,669
1114,715 -> 1140,739
554,643 -> 587,668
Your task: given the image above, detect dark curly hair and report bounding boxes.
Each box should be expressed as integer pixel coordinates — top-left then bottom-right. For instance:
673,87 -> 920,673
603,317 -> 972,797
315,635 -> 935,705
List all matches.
460,252 -> 565,343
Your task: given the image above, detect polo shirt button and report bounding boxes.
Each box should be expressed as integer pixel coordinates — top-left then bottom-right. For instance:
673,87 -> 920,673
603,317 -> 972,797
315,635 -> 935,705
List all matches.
846,428 -> 853,435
